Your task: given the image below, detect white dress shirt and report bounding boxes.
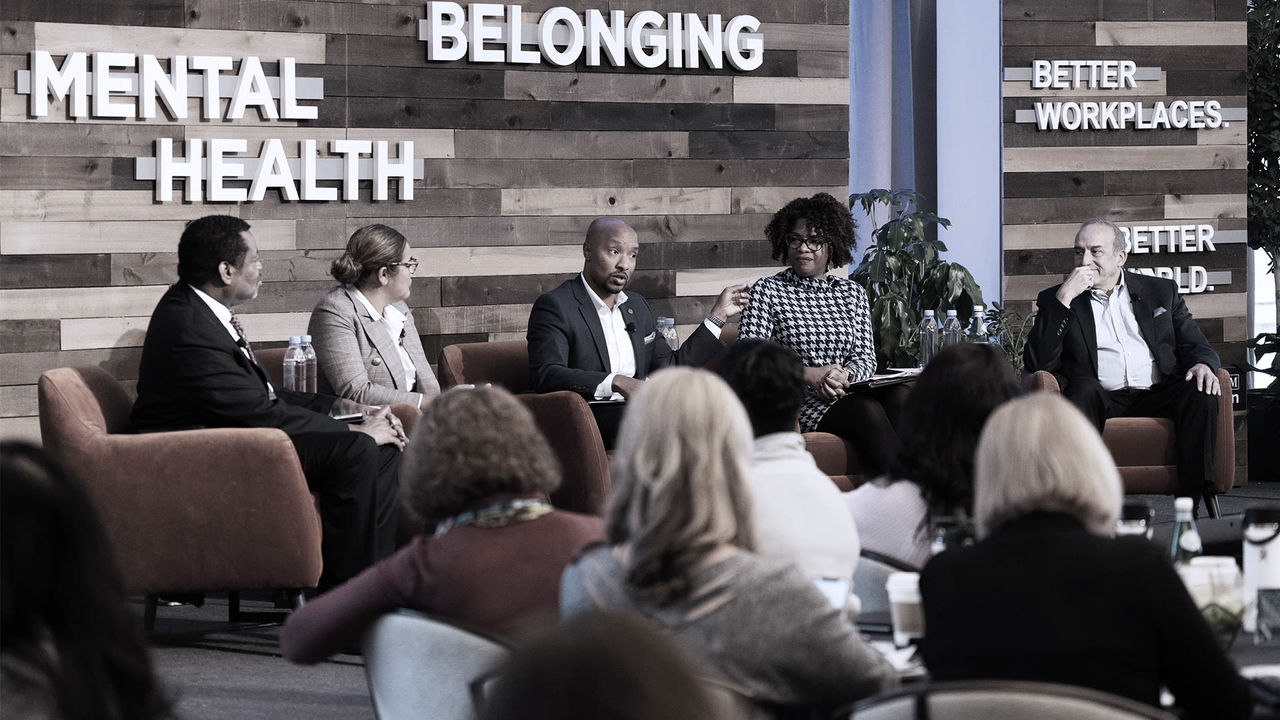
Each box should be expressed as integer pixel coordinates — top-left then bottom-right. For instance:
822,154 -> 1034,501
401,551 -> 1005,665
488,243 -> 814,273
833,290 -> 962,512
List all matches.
1089,274 -> 1158,391
351,287 -> 420,400
580,274 -> 636,400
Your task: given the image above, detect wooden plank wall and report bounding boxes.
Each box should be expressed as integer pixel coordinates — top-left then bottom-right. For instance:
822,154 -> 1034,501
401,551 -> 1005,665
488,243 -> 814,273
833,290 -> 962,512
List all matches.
1001,0 -> 1248,479
0,0 -> 850,442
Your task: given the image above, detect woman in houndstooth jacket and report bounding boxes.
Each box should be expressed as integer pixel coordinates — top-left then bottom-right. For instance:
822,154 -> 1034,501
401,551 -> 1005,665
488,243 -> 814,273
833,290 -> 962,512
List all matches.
737,193 -> 910,477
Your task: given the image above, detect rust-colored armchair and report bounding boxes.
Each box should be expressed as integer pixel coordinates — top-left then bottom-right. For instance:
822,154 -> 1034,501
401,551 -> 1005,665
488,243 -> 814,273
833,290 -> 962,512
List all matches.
437,340 -> 611,515
1027,369 -> 1234,517
37,366 -> 323,626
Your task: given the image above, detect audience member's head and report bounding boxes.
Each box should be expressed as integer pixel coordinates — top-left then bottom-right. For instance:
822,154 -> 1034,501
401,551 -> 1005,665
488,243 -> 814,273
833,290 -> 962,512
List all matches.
718,339 -> 805,437
479,611 -> 723,720
0,442 -> 171,720
607,368 -> 755,604
176,214 -> 252,287
402,387 -> 561,525
974,393 -> 1122,538
892,342 -> 1021,518
329,224 -> 410,290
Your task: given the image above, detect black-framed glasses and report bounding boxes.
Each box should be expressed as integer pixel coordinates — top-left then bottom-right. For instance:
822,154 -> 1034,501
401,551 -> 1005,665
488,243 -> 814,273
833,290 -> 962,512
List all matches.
389,258 -> 419,275
785,233 -> 829,251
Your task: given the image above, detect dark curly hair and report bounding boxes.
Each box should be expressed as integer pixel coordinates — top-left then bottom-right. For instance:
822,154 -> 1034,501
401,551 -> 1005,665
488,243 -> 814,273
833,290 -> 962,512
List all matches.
718,339 -> 805,437
176,215 -> 250,287
764,192 -> 857,269
892,343 -> 1021,519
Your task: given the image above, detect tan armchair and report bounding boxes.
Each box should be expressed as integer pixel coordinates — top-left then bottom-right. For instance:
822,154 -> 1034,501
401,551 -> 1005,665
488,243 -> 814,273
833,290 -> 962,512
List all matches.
37,366 -> 323,627
437,340 -> 611,515
1027,369 -> 1234,517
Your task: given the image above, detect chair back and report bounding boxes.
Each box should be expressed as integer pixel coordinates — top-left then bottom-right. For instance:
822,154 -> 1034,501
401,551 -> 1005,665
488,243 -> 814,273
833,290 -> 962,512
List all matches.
38,366 -> 133,453
852,550 -> 917,617
438,341 -> 531,392
517,391 -> 611,515
363,609 -> 509,720
851,680 -> 1178,720
256,347 -> 287,388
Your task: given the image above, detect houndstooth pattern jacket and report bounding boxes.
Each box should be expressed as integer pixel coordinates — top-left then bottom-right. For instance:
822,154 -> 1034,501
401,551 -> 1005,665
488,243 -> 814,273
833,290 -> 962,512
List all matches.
738,268 -> 877,431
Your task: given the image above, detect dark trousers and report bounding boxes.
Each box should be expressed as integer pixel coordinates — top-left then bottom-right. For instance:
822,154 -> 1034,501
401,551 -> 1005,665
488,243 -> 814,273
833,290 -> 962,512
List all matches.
1061,376 -> 1218,496
291,431 -> 400,589
589,402 -> 627,451
815,383 -> 912,477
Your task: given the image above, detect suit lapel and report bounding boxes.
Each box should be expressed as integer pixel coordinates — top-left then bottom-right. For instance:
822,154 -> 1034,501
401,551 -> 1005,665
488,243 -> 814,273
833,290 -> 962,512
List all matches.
1070,292 -> 1099,376
184,284 -> 273,391
572,280 -> 611,371
347,288 -> 408,390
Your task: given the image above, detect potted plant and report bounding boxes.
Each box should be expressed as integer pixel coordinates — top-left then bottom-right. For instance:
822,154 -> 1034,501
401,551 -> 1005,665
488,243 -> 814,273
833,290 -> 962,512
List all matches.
849,189 -> 984,370
985,302 -> 1037,374
1248,0 -> 1279,481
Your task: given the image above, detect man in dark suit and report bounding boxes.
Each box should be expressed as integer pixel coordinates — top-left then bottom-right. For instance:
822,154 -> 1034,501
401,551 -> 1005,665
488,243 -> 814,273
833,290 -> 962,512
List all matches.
1024,218 -> 1221,500
132,215 -> 405,590
527,217 -> 749,444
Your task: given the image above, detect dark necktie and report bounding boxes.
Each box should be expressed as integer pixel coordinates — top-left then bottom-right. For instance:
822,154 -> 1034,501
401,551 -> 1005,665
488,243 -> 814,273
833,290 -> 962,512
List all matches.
229,315 -> 275,400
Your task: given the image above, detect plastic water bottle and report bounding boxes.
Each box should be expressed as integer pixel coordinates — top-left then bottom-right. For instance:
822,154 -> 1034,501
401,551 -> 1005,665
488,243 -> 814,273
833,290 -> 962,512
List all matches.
1170,497 -> 1203,567
657,317 -> 679,350
917,310 -> 939,367
967,305 -> 989,344
1243,507 -> 1280,633
283,336 -> 304,392
300,334 -> 318,393
940,309 -> 963,349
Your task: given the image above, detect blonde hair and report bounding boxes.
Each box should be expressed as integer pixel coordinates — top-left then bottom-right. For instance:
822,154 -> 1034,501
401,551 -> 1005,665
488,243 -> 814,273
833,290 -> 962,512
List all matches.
974,393 -> 1121,538
606,368 -> 756,605
403,386 -> 560,523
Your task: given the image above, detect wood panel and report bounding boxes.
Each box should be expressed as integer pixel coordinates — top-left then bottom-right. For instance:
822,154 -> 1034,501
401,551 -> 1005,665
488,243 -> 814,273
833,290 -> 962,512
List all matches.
1094,21 -> 1245,45
0,5 -> 849,440
1003,145 -> 1245,172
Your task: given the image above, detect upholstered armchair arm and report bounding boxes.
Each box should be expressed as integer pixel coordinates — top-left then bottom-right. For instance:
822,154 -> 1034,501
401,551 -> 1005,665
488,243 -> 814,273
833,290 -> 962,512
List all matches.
81,427 -> 323,595
1026,370 -> 1061,393
389,403 -> 422,439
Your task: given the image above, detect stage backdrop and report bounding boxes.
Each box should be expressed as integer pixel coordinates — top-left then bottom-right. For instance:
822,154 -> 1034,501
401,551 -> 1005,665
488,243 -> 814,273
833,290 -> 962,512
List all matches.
1000,1 -> 1247,479
0,0 -> 850,441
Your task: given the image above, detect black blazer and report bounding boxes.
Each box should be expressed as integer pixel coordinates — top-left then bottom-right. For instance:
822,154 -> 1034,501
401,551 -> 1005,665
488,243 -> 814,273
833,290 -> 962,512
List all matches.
921,512 -> 1251,720
132,282 -> 344,436
1023,271 -> 1219,391
527,276 -> 724,396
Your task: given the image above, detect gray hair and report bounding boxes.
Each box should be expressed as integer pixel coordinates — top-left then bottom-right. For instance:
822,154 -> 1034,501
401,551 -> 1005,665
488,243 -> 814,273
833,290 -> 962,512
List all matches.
403,386 -> 561,523
606,368 -> 756,605
1076,218 -> 1126,254
973,393 -> 1121,538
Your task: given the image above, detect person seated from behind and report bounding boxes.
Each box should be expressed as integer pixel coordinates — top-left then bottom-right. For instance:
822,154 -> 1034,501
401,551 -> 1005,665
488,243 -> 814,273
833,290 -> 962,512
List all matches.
847,343 -> 1020,569
281,387 -> 604,663
561,368 -> 894,716
480,612 -> 727,720
1,442 -> 172,720
309,223 -> 440,409
719,339 -> 861,611
921,393 -> 1251,719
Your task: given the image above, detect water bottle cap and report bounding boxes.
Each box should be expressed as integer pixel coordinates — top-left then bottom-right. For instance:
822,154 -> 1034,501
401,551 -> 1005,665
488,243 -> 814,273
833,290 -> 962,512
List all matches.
923,310 -> 935,317
1174,497 -> 1194,511
289,336 -> 302,344
301,334 -> 312,342
973,305 -> 984,312
946,309 -> 958,317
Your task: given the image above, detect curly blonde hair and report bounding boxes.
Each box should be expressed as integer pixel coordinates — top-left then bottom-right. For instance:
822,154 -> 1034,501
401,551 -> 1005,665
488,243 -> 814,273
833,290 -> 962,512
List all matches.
402,387 -> 561,523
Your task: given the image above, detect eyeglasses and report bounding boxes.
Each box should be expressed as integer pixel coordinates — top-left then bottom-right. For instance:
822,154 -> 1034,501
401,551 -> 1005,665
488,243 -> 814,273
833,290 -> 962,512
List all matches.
785,233 -> 829,251
389,258 -> 419,275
